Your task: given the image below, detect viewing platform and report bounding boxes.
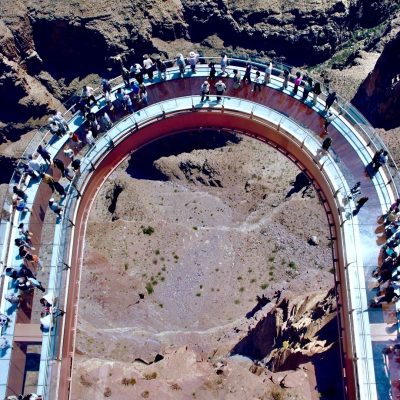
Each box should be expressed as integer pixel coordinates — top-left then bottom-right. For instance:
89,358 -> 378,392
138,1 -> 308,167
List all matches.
0,56 -> 398,400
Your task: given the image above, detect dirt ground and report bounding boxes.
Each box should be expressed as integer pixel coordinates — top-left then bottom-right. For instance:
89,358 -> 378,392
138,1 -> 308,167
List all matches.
71,133 -> 337,399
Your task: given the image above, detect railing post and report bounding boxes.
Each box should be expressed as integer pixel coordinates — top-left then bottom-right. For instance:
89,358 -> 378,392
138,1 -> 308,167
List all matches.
340,218 -> 349,228
62,262 -> 70,270
333,187 -> 343,198
72,182 -> 81,198
250,104 -> 255,119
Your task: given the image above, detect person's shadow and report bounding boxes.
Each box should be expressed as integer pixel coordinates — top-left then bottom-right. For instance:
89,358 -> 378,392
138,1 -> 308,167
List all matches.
286,172 -> 311,198
366,162 -> 377,177
245,295 -> 271,319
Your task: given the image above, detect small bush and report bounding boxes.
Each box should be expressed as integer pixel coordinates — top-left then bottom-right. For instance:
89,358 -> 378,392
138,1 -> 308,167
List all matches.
121,377 -> 136,386
144,372 -> 157,380
288,261 -> 297,269
124,263 -> 129,271
146,283 -> 154,294
155,249 -> 160,255
196,292 -> 201,297
142,226 -> 155,235
192,226 -> 198,230
271,388 -> 284,400
234,299 -> 240,304
170,382 -> 182,390
260,283 -> 268,290
239,287 -> 244,292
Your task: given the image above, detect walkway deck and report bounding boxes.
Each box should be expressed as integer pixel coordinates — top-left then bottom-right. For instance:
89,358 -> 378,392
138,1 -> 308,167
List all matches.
0,61 -> 398,400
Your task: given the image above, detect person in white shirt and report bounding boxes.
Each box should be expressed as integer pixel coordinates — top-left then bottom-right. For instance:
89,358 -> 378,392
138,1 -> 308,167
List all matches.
53,111 -> 69,130
200,80 -> 210,102
28,154 -> 42,175
40,312 -> 52,330
188,51 -> 199,73
81,85 -> 97,105
63,147 -> 74,160
123,93 -> 134,113
215,80 -> 226,102
253,71 -> 263,92
220,52 -> 228,75
176,53 -> 186,77
143,55 -> 154,80
100,112 -> 112,131
85,129 -> 95,147
48,117 -> 65,137
131,63 -> 143,84
264,62 -> 272,85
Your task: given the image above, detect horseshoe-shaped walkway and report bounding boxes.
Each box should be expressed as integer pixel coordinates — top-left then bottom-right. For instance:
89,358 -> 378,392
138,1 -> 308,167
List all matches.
0,59 -> 398,400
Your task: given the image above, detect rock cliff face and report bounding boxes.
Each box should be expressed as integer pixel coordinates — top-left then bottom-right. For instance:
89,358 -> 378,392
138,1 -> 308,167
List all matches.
0,0 -> 399,139
352,17 -> 400,129
231,289 -> 337,372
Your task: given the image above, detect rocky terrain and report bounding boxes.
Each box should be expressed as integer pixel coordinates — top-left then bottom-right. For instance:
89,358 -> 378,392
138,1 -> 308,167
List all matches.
1,1 -> 400,399
0,0 -> 400,200
0,0 -> 399,140
72,134 -> 343,399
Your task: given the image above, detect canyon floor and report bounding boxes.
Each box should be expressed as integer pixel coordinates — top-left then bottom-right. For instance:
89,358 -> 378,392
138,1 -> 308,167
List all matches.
71,132 -> 343,399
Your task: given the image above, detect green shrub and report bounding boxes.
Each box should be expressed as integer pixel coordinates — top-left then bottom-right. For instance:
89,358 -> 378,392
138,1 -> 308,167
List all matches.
142,226 -> 155,235
146,283 -> 154,294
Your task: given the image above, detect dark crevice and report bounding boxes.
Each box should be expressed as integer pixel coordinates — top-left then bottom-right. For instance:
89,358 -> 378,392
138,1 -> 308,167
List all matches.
125,130 -> 241,181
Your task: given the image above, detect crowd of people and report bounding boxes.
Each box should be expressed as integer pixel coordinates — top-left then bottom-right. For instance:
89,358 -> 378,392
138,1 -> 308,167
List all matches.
370,198 -> 400,307
110,51 -> 340,113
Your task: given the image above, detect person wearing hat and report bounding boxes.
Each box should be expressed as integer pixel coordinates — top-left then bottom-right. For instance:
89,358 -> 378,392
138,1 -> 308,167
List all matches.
188,51 -> 199,73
